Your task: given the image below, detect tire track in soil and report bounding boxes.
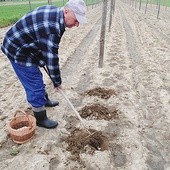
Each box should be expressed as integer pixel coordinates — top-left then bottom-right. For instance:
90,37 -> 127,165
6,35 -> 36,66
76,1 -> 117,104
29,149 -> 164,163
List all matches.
119,2 -> 169,169
120,0 -> 170,125
123,2 -> 170,43
119,3 -> 149,119
121,0 -> 170,128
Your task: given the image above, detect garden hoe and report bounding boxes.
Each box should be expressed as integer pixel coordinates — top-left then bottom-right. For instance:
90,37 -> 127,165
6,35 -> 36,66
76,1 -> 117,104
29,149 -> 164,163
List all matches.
43,66 -> 93,136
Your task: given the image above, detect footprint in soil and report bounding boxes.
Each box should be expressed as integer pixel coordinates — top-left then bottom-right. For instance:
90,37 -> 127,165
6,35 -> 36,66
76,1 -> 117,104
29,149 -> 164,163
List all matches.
64,128 -> 109,162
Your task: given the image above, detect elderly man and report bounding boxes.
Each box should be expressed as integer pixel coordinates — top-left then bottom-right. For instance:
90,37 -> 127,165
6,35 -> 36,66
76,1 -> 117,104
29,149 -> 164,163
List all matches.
1,0 -> 87,129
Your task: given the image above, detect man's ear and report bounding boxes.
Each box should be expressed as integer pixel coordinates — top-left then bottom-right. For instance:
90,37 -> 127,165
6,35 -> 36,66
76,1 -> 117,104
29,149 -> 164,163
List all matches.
64,7 -> 69,15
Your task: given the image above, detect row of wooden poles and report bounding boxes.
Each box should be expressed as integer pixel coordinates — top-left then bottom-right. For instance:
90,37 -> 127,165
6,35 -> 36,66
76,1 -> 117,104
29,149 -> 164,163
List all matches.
28,0 -> 103,11
28,0 -> 53,10
122,0 -> 169,19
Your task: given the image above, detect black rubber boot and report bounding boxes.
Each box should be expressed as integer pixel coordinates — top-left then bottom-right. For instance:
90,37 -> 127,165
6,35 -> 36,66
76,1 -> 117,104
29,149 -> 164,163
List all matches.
33,110 -> 58,129
45,92 -> 59,107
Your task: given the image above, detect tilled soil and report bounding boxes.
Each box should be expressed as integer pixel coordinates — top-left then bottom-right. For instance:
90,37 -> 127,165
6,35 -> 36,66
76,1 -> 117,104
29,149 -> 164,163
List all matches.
0,1 -> 170,170
64,128 -> 109,162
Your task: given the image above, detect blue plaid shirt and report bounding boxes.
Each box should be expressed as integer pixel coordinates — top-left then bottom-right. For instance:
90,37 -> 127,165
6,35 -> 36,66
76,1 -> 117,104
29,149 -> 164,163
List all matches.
1,5 -> 66,87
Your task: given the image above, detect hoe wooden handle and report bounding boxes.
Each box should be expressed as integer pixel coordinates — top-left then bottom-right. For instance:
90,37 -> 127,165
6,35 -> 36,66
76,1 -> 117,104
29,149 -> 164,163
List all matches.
59,89 -> 92,135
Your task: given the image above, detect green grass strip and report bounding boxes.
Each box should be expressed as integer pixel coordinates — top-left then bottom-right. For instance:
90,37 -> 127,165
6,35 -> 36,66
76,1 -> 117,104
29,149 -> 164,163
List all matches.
0,1 -> 67,27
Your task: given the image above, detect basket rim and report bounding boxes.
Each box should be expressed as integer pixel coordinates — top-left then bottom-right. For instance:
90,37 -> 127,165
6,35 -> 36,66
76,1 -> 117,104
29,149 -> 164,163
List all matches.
9,109 -> 36,129
8,109 -> 36,143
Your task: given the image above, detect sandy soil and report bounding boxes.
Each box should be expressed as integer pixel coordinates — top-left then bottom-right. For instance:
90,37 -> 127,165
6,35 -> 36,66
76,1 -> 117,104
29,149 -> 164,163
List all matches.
0,1 -> 170,170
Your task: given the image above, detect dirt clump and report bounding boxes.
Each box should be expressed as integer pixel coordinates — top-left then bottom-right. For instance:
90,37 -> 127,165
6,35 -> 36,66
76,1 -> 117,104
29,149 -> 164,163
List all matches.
79,104 -> 119,120
65,128 -> 109,161
83,87 -> 116,99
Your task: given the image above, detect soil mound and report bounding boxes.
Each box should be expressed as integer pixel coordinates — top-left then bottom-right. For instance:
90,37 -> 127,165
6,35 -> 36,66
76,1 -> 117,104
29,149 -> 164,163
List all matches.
79,104 -> 119,120
84,87 -> 116,99
65,129 -> 109,161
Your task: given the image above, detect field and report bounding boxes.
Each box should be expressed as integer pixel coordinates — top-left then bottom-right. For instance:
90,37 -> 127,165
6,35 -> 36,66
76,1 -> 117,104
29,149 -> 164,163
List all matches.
0,0 -> 67,27
0,0 -> 170,169
0,0 -> 169,27
0,0 -> 99,27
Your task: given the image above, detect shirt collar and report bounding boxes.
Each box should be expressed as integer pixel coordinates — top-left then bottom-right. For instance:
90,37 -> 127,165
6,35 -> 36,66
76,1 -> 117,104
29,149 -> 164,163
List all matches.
59,7 -> 66,31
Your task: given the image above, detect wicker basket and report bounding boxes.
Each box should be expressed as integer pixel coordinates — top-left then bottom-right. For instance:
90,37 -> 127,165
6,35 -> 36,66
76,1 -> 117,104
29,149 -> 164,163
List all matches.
8,109 -> 36,144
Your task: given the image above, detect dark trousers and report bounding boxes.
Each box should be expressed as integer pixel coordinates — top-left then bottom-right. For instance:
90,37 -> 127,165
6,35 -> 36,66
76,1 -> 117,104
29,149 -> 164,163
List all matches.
10,60 -> 46,108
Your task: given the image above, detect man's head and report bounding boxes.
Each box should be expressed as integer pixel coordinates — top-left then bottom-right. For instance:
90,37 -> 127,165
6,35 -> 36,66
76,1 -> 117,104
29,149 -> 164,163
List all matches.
63,0 -> 87,28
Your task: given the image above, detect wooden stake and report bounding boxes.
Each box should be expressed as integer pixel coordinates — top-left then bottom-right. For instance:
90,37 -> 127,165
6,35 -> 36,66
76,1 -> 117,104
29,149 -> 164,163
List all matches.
99,0 -> 108,68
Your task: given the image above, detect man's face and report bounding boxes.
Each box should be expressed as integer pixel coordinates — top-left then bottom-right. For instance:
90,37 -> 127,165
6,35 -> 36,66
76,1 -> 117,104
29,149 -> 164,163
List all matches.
64,8 -> 79,28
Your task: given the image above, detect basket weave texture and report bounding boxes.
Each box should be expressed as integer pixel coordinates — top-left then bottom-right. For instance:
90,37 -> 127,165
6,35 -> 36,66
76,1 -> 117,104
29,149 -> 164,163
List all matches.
8,109 -> 36,144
